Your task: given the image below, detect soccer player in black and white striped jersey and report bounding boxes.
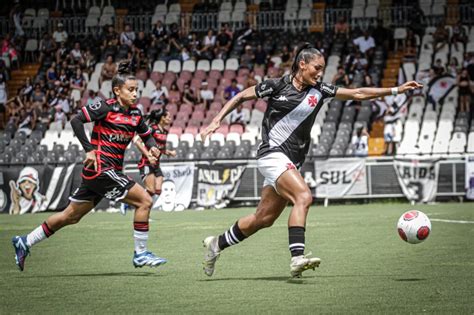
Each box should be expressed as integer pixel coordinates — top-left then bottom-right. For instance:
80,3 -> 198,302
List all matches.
201,43 -> 423,277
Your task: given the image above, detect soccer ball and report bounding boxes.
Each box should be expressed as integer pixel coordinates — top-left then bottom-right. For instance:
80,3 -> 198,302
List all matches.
397,210 -> 431,244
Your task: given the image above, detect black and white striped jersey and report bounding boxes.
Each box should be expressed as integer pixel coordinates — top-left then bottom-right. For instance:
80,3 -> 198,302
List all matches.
255,75 -> 338,167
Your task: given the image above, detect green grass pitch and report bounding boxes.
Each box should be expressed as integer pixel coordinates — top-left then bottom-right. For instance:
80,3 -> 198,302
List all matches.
1,203 -> 473,314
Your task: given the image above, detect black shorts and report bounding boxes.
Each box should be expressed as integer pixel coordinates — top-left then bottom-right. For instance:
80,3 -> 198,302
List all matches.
139,164 -> 163,180
69,169 -> 135,205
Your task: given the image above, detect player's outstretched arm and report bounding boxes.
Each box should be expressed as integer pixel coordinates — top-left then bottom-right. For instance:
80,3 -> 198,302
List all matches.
133,135 -> 158,164
200,86 -> 257,141
334,81 -> 423,101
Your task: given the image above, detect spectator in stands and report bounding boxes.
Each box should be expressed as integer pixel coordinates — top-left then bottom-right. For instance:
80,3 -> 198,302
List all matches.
199,81 -> 214,108
0,74 -> 6,127
9,3 -> 24,38
229,104 -> 246,128
168,82 -> 181,103
373,19 -> 391,51
58,68 -> 70,90
465,53 -> 474,80
188,32 -> 202,60
222,23 -> 233,40
201,29 -> 216,59
83,47 -> 96,73
39,103 -> 52,125
215,27 -> 232,59
120,23 -> 136,48
102,25 -> 119,52
403,39 -> 417,62
55,41 -> 68,64
30,84 -> 46,109
70,68 -> 85,108
1,34 -> 19,69
19,77 -> 33,101
334,16 -> 350,39
180,47 -> 191,62
352,127 -> 369,157
408,4 -> 425,38
100,55 -> 117,85
458,68 -> 472,113
280,45 -> 293,69
152,20 -> 167,43
6,96 -> 21,124
235,22 -> 254,46
134,31 -> 149,54
447,57 -> 460,77
54,105 -> 67,127
240,45 -> 255,69
47,89 -> 59,108
17,99 -> 36,136
46,61 -> 58,88
433,58 -> 445,75
384,108 -> 398,155
38,32 -> 56,64
69,42 -> 84,66
182,83 -> 200,106
451,21 -> 467,52
350,51 -> 368,75
254,44 -> 267,69
353,31 -> 375,58
332,66 -> 350,87
221,79 -> 240,102
151,81 -> 169,106
136,51 -> 151,72
57,92 -> 71,114
52,23 -> 68,45
432,22 -> 449,53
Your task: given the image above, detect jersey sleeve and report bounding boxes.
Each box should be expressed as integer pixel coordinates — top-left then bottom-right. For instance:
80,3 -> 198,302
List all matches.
254,78 -> 280,98
318,82 -> 338,100
81,98 -> 111,122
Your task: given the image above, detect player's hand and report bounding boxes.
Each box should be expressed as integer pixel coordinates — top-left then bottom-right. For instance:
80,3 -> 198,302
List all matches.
149,147 -> 161,164
9,180 -> 20,205
167,150 -> 177,157
83,150 -> 98,171
200,119 -> 220,141
398,81 -> 423,93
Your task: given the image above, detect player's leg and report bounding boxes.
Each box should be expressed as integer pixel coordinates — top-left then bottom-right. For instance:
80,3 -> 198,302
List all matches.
203,186 -> 287,276
12,200 -> 95,271
276,170 -> 321,277
121,183 -> 167,268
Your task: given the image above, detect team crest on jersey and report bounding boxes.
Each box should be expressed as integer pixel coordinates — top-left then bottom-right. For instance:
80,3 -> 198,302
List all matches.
89,100 -> 102,111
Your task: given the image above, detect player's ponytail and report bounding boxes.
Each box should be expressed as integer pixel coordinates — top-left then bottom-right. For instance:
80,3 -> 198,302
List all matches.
112,59 -> 136,96
291,42 -> 323,78
148,108 -> 168,124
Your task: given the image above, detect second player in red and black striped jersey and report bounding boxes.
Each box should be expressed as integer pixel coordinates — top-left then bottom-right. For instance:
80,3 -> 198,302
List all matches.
138,125 -> 168,168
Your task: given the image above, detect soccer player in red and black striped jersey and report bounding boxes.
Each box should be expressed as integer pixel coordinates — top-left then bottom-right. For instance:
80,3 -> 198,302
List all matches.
120,109 -> 176,214
12,61 -> 168,271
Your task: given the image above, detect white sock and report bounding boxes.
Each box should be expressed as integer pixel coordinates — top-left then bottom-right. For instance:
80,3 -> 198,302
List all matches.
134,230 -> 148,254
26,225 -> 47,247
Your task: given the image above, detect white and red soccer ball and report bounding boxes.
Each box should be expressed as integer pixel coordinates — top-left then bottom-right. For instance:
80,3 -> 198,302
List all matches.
397,210 -> 431,244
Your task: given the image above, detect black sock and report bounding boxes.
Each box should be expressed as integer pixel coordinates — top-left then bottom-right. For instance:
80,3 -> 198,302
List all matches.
289,226 -> 305,257
218,221 -> 247,250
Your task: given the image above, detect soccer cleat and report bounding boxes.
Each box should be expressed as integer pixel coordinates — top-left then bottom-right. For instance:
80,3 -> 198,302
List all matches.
202,236 -> 220,276
119,203 -> 130,216
290,252 -> 321,278
132,251 -> 167,268
12,236 -> 30,271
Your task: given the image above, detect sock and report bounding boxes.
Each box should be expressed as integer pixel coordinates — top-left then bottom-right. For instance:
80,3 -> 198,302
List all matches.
26,221 -> 55,247
217,221 -> 247,251
133,221 -> 149,254
288,226 -> 305,257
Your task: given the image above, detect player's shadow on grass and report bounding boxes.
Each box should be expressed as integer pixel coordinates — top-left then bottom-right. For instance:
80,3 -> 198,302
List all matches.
199,276 -> 315,284
393,278 -> 426,282
23,272 -> 162,278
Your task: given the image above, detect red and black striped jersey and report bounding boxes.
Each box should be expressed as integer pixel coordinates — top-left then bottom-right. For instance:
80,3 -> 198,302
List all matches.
138,124 -> 168,167
80,98 -> 152,174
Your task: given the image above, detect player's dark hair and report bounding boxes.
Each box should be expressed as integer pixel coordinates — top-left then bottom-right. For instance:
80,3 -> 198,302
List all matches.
148,108 -> 168,124
291,43 -> 323,77
112,60 -> 136,96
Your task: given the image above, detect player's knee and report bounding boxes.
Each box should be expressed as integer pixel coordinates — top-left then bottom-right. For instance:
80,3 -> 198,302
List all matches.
295,191 -> 313,209
260,215 -> 276,228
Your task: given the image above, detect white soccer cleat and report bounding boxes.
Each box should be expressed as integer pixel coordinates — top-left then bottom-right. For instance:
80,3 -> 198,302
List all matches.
290,253 -> 321,278
202,236 -> 220,276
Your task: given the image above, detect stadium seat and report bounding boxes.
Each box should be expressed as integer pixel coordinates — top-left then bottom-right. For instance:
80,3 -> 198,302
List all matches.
168,60 -> 181,73
182,60 -> 196,72
225,58 -> 239,71
211,59 -> 225,72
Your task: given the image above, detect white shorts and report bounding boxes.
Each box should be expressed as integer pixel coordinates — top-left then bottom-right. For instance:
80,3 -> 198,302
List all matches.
257,152 -> 297,192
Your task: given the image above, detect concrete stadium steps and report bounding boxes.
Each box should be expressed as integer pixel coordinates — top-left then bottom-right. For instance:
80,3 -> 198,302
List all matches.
8,63 -> 40,97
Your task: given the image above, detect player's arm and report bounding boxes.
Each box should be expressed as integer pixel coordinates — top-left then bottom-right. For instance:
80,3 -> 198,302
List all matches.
132,135 -> 158,164
70,100 -> 110,170
201,86 -> 257,140
136,118 -> 161,159
335,81 -> 423,101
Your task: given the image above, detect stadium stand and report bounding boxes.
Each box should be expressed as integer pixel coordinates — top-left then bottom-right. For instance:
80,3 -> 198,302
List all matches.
0,0 -> 473,165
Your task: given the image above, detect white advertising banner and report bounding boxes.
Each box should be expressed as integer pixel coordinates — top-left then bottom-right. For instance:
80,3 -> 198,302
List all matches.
314,158 -> 367,197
